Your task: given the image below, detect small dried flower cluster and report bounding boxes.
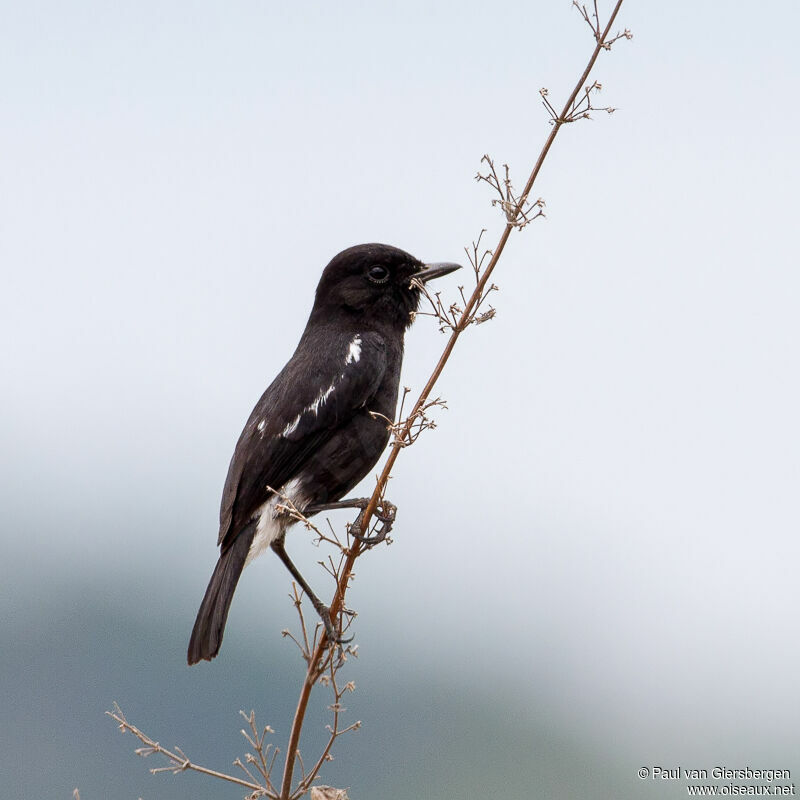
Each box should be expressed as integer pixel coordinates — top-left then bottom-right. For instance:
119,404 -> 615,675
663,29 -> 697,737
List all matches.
476,155 -> 546,230
541,81 -> 617,123
573,0 -> 632,48
370,387 -> 448,449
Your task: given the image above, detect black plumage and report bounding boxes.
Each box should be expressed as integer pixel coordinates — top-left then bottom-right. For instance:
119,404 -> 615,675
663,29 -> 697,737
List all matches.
188,243 -> 460,664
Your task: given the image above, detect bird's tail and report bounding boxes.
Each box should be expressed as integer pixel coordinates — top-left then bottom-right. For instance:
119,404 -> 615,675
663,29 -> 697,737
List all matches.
187,524 -> 254,665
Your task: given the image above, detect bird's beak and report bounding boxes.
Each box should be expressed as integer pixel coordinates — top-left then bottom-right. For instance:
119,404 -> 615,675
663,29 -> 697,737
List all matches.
415,262 -> 463,283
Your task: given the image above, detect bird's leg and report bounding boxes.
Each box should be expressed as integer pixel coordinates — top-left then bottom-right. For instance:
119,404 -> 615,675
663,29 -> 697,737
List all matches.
270,537 -> 353,646
306,497 -> 370,513
306,497 -> 397,546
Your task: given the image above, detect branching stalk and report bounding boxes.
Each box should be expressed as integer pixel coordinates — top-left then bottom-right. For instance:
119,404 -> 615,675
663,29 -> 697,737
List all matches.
278,2 -> 628,797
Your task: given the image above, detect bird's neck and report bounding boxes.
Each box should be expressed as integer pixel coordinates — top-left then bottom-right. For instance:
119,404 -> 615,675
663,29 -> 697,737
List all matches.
305,303 -> 411,338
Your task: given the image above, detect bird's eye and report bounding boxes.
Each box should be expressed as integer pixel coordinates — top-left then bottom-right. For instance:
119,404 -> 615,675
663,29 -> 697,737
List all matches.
367,265 -> 390,284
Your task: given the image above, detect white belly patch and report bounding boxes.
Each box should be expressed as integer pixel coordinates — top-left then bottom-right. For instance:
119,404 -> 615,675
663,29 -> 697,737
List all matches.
245,478 -> 307,565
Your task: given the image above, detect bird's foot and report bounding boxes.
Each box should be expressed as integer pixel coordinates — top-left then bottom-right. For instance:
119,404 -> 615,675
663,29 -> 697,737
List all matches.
316,603 -> 354,647
349,500 -> 396,546
306,496 -> 397,547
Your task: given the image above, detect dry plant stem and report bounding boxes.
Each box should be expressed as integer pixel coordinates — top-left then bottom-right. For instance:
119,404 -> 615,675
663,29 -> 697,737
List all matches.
107,704 -> 269,796
279,3 -> 626,797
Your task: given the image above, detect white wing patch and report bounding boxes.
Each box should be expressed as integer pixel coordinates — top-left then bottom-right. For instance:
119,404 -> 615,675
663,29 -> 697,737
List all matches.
346,335 -> 362,365
280,382 -> 336,438
277,337 -> 362,439
281,415 -> 301,438
310,383 -> 335,414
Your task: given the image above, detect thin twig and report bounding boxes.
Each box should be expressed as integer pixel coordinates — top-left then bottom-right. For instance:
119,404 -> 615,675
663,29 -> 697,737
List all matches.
107,703 -> 273,797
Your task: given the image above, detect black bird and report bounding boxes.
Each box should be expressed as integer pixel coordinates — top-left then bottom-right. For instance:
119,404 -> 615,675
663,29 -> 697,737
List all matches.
188,243 -> 461,664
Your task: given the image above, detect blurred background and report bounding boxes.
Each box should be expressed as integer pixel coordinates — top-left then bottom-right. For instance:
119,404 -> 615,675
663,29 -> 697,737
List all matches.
2,1 -> 799,798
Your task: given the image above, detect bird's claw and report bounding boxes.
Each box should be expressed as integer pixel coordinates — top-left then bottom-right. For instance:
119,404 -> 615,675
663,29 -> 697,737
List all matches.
350,500 -> 396,546
318,604 -> 354,647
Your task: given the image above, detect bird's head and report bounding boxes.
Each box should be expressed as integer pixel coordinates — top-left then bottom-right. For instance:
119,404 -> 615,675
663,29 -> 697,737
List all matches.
310,243 -> 461,329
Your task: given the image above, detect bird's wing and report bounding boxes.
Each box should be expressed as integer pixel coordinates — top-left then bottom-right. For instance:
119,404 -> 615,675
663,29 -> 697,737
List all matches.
217,331 -> 387,549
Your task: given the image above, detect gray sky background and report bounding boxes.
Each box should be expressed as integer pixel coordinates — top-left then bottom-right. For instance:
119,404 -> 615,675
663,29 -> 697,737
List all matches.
2,0 -> 799,796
